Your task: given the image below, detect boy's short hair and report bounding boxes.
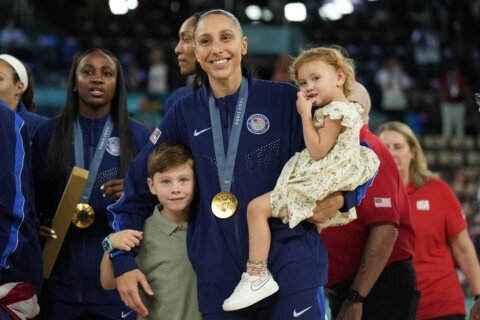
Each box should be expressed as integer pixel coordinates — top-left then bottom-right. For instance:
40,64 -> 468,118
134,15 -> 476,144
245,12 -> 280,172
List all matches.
147,142 -> 194,178
289,45 -> 356,97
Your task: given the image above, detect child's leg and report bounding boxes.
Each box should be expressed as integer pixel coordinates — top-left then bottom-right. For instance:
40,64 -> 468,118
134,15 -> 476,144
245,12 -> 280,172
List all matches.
246,192 -> 273,277
222,192 -> 279,311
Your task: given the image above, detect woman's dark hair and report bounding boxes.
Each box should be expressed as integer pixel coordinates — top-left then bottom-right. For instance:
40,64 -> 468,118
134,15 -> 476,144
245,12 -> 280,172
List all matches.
193,66 -> 206,89
10,61 -> 36,112
189,12 -> 206,89
41,48 -> 138,219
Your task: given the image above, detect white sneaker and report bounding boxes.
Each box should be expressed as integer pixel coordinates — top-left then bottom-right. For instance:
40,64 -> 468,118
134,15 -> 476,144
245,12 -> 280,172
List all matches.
222,271 -> 279,311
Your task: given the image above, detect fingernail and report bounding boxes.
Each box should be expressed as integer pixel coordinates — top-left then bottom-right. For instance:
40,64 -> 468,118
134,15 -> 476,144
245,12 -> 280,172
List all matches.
100,185 -> 104,190
102,194 -> 106,198
50,229 -> 55,234
52,234 -> 57,239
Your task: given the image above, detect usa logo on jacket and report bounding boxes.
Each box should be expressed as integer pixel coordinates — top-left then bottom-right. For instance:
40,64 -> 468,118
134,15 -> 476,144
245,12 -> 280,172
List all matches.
247,114 -> 269,135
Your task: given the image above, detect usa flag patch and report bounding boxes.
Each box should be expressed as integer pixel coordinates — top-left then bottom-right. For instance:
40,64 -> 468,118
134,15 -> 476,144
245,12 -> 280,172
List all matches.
374,197 -> 392,208
149,128 -> 161,144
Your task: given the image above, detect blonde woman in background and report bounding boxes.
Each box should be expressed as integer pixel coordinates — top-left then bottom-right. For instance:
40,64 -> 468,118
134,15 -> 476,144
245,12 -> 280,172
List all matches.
377,121 -> 480,320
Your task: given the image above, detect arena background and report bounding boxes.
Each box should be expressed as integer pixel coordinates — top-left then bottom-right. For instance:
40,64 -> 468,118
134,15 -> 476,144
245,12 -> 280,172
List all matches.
1,0 -> 479,317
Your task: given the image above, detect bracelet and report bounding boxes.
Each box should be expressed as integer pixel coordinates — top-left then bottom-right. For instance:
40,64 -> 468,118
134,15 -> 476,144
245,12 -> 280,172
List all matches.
474,294 -> 480,301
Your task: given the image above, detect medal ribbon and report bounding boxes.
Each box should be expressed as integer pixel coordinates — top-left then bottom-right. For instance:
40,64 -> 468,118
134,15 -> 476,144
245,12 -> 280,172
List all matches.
74,115 -> 113,204
209,77 -> 248,192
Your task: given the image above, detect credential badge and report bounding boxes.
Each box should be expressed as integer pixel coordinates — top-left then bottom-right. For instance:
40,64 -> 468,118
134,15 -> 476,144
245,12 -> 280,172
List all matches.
416,200 -> 430,211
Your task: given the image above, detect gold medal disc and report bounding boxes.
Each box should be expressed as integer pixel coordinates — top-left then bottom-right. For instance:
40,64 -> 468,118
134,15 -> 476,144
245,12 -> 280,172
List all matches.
211,192 -> 238,219
72,203 -> 95,228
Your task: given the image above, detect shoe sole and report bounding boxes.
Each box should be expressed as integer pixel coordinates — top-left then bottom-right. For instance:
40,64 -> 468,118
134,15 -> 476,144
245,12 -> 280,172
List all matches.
222,281 -> 280,311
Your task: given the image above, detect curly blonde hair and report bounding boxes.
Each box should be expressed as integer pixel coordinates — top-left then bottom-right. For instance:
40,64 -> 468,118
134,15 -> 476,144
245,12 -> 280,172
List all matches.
289,46 -> 356,97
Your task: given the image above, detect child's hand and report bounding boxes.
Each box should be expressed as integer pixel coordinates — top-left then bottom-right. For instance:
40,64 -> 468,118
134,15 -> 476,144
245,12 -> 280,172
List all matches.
296,91 -> 313,118
109,229 -> 143,251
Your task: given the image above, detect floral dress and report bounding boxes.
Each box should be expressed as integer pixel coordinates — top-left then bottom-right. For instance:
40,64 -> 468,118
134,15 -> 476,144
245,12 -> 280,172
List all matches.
270,101 -> 380,229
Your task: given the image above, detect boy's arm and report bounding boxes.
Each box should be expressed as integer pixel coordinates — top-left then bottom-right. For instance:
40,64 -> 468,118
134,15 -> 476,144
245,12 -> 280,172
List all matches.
110,230 -> 144,252
100,252 -> 117,290
100,230 -> 143,290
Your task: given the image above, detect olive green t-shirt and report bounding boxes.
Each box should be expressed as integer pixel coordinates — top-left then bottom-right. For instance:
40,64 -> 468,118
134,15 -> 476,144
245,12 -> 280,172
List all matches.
137,205 -> 202,320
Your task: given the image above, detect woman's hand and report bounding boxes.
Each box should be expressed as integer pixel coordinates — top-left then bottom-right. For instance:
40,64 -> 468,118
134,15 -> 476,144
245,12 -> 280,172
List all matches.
307,191 -> 344,225
35,217 -> 57,239
101,179 -> 124,201
38,224 -> 57,239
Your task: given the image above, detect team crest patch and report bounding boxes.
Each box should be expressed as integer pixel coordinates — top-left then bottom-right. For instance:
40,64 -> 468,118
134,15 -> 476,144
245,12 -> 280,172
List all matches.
247,114 -> 269,135
150,128 -> 161,144
106,137 -> 121,156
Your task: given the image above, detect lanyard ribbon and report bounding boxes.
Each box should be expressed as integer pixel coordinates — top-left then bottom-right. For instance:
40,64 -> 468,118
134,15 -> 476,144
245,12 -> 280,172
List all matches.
208,77 -> 248,192
74,116 -> 113,204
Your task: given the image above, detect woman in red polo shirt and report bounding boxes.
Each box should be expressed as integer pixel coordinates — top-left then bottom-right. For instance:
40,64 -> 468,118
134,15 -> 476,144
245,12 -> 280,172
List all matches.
377,121 -> 480,320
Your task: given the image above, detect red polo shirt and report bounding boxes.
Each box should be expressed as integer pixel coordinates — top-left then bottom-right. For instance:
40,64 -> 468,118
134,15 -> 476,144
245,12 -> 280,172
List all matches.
407,178 -> 466,319
322,125 -> 416,286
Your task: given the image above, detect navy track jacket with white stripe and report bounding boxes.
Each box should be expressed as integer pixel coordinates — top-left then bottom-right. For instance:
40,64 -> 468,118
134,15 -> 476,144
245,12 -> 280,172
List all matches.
0,101 -> 43,295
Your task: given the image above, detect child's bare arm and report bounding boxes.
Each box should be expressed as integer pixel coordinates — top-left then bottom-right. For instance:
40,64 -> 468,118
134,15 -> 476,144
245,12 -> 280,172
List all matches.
100,230 -> 143,290
296,91 -> 343,160
100,252 -> 117,290
308,116 -> 343,159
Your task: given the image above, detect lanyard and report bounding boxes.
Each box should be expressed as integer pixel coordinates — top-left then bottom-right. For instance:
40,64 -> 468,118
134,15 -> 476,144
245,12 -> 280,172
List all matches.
208,77 -> 248,192
74,115 -> 113,204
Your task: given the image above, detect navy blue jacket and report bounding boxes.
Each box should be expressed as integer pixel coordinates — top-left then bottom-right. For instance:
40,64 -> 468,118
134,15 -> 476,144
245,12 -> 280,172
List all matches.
0,101 -> 43,295
164,84 -> 194,113
16,102 -> 47,143
32,115 -> 149,304
108,74 -> 375,314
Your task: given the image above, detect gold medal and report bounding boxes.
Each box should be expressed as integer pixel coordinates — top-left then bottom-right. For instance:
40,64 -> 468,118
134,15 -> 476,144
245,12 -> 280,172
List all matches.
211,192 -> 238,219
72,203 -> 95,228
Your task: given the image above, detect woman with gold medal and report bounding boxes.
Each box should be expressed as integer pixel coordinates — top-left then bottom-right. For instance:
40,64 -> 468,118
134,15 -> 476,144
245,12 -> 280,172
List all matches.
108,9 -> 372,319
31,49 -> 150,320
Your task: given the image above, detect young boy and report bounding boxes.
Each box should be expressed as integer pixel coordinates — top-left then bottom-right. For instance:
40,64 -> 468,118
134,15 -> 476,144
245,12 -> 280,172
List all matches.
100,142 -> 202,320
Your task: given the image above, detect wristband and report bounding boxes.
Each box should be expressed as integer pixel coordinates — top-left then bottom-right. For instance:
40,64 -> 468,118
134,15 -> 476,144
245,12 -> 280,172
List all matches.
346,289 -> 365,303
